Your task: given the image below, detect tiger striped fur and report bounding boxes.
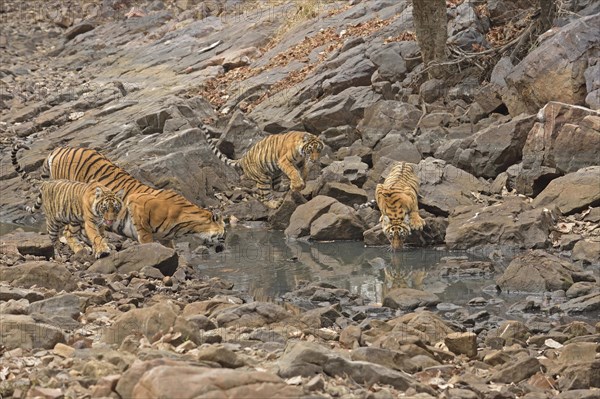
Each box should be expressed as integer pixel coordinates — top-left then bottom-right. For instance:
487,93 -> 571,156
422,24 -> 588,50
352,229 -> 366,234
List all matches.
12,144 -> 226,248
26,179 -> 124,259
201,126 -> 324,202
356,162 -> 425,251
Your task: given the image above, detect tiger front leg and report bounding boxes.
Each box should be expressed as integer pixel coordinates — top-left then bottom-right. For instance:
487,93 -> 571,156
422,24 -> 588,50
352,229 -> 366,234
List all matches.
279,157 -> 304,192
83,221 -> 111,259
408,210 -> 426,231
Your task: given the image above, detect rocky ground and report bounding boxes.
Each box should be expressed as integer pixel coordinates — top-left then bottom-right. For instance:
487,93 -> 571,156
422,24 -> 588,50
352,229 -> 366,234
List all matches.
1,0 -> 599,398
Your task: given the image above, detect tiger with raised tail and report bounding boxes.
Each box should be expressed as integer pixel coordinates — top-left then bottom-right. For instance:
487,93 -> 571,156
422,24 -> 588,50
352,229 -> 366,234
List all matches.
26,179 -> 124,259
12,144 -> 226,249
201,126 -> 324,204
358,162 -> 425,251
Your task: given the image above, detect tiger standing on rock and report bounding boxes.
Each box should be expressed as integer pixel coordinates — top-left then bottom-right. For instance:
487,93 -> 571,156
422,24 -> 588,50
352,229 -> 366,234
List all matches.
25,179 -> 124,259
358,162 -> 425,251
12,144 -> 226,250
201,126 -> 324,207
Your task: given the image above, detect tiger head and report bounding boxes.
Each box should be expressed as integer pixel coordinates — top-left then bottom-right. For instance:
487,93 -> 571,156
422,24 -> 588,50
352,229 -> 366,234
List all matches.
93,187 -> 125,228
301,133 -> 324,162
381,214 -> 410,251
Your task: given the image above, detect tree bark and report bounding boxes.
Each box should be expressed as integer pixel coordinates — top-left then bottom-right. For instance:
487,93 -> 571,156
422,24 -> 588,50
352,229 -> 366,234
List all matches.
412,0 -> 448,79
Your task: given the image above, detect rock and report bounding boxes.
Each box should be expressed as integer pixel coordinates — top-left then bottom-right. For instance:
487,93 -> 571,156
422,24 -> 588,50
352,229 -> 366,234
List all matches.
351,347 -> 418,373
496,250 -> 582,293
565,281 -> 599,298
357,100 -> 421,148
102,301 -> 181,345
130,364 -> 303,399
444,332 -> 477,357
572,239 -> 600,265
446,197 -> 555,253
225,199 -> 270,222
321,156 -> 369,187
28,293 -> 84,328
0,231 -> 53,259
382,288 -> 440,311
277,341 -> 330,378
420,79 -> 446,103
65,21 -> 95,40
560,292 -> 600,314
368,43 -> 408,82
518,103 -> 600,196
323,356 -> 435,394
487,0 -> 533,25
26,387 -> 64,399
310,204 -> 366,241
318,182 -> 368,207
372,132 -> 422,167
558,360 -> 600,390
415,158 -> 487,216
195,345 -> 244,368
340,325 -> 361,349
0,261 -> 78,291
285,196 -> 338,238
212,302 -> 291,328
503,14 -> 600,115
320,125 -> 360,151
532,166 -> 600,215
0,286 -> 44,302
53,343 -> 76,358
0,315 -> 65,350
439,114 -> 536,178
89,243 -> 179,276
268,192 -> 306,230
490,356 -> 541,384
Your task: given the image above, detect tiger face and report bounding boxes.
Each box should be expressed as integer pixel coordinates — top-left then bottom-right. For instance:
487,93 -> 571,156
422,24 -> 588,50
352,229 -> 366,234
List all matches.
381,215 -> 411,251
92,188 -> 124,229
301,134 -> 324,162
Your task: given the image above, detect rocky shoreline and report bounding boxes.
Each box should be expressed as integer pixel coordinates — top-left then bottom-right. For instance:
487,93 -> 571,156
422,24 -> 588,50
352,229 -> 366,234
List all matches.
1,0 -> 599,397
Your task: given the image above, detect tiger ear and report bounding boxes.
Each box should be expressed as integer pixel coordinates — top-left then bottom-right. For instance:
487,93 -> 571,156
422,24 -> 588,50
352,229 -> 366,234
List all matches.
382,215 -> 391,224
302,133 -> 311,143
95,187 -> 103,199
115,189 -> 125,200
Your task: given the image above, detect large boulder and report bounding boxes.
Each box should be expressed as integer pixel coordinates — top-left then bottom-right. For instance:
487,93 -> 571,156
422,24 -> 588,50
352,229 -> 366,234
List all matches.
0,261 -> 78,291
89,243 -> 179,276
496,250 -> 583,293
0,315 -> 65,350
531,166 -> 600,215
503,14 -> 600,115
415,158 -> 488,216
438,114 -> 536,178
445,197 -> 555,253
357,100 -> 421,148
285,196 -> 338,238
517,102 -> 600,195
0,231 -> 54,259
382,288 -> 440,311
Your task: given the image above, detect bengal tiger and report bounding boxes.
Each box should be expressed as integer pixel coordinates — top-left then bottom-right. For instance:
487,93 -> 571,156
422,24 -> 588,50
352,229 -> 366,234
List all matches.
12,144 -> 226,249
201,126 -> 324,205
358,162 -> 425,251
25,179 -> 124,259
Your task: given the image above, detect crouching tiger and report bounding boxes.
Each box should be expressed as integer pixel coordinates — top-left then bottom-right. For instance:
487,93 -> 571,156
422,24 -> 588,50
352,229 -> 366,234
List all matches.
26,179 -> 124,259
356,162 -> 425,251
201,126 -> 324,205
12,144 -> 226,250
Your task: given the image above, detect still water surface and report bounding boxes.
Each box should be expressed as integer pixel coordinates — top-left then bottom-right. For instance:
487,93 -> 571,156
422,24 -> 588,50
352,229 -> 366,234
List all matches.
184,223 -> 497,305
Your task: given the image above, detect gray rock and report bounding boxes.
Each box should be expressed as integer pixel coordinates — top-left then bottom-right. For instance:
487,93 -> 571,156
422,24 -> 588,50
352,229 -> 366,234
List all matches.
351,347 -> 418,373
28,293 -> 84,327
444,332 -> 477,357
572,239 -> 600,265
503,14 -> 600,115
310,203 -> 366,241
358,101 -> 421,148
89,243 -> 179,276
65,21 -> 95,40
0,314 -> 65,350
268,192 -> 306,230
382,288 -> 440,310
416,158 -> 488,217
285,196 -> 338,239
212,302 -> 291,328
566,281 -> 599,298
532,166 -> 600,215
0,261 -> 78,291
321,156 -> 369,187
560,292 -> 600,314
0,286 -> 44,302
0,231 -> 54,259
489,356 -> 541,383
558,359 -> 600,390
496,250 -> 582,293
445,197 -> 555,253
317,182 -> 368,208
195,345 -> 244,368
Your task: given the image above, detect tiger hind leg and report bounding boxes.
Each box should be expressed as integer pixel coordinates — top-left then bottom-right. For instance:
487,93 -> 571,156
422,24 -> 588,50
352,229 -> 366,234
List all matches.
46,219 -> 68,260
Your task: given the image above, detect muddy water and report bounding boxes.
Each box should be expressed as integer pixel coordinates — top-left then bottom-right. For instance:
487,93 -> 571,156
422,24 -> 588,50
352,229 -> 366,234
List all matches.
183,223 -> 498,305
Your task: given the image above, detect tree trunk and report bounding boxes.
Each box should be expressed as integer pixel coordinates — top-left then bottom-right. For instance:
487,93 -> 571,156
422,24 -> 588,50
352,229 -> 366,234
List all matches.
412,0 -> 448,79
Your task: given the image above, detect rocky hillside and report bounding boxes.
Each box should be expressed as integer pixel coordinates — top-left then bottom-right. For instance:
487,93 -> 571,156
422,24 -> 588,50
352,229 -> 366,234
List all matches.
1,0 -> 600,398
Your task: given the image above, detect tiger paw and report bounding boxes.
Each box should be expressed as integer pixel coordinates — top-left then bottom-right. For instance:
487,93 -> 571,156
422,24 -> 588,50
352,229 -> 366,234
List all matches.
290,180 -> 305,191
93,243 -> 112,259
409,215 -> 426,231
